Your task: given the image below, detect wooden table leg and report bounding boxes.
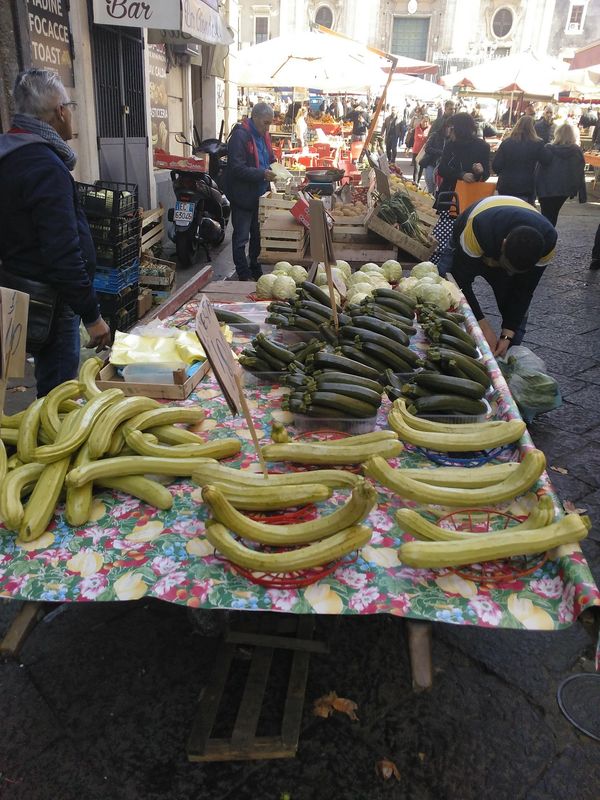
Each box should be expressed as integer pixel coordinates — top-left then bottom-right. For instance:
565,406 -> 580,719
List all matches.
0,601 -> 45,660
406,619 -> 433,692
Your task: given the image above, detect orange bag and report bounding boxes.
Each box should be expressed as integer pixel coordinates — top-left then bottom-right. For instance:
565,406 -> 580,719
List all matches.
452,180 -> 495,217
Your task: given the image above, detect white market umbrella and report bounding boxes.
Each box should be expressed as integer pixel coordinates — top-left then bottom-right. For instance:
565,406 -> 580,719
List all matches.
386,74 -> 450,104
440,52 -> 562,97
235,31 -> 388,92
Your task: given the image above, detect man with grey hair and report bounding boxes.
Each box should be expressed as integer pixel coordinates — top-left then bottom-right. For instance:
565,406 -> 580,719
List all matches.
225,102 -> 276,280
0,68 -> 110,396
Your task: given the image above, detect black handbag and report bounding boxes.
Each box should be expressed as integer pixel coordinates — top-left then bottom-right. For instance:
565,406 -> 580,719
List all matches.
0,269 -> 60,353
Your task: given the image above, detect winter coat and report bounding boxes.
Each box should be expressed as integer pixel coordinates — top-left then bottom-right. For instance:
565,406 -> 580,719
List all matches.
535,143 -> 587,202
225,118 -> 275,211
534,117 -> 556,144
492,138 -> 552,199
412,125 -> 429,155
436,137 -> 491,196
0,132 -> 99,324
418,129 -> 446,169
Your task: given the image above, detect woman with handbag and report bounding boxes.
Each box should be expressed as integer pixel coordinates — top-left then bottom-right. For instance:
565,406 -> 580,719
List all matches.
0,69 -> 110,396
412,116 -> 430,184
419,118 -> 452,195
436,112 -> 491,200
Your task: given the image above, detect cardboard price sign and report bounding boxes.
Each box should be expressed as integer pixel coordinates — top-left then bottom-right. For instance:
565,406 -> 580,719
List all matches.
373,167 -> 391,199
0,287 -> 28,380
195,294 -> 241,415
195,294 -> 268,476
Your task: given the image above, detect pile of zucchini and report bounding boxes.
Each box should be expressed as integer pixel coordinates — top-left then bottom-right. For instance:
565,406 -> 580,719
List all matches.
213,307 -> 259,333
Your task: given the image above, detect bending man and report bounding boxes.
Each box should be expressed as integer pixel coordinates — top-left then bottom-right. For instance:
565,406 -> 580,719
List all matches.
447,196 -> 557,358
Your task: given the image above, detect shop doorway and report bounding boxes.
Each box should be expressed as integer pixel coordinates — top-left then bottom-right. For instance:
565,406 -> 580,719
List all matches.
90,22 -> 150,208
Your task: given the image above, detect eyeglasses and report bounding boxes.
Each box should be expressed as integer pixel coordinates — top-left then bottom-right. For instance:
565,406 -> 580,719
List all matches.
61,101 -> 78,110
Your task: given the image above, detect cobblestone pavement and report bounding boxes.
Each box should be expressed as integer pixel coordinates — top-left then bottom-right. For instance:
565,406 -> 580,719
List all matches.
1,184 -> 600,800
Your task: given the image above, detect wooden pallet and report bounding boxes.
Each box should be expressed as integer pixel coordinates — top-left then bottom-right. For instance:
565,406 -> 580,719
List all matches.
187,614 -> 325,762
258,192 -> 297,222
141,207 -> 165,251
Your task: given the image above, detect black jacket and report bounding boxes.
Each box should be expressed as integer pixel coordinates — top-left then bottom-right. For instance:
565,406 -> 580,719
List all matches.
0,134 -> 99,324
225,119 -> 275,211
534,117 -> 555,144
535,143 -> 587,201
492,138 -> 552,199
437,137 -> 491,196
419,129 -> 446,169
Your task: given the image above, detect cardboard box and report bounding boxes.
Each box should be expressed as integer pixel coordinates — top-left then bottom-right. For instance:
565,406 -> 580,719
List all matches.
96,360 -> 210,400
136,286 -> 153,319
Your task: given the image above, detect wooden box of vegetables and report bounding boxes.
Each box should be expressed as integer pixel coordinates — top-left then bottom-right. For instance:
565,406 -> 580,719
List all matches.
365,190 -> 437,262
331,196 -> 369,243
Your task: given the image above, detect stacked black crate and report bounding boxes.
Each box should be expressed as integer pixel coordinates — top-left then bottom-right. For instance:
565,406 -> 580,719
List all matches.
77,180 -> 141,333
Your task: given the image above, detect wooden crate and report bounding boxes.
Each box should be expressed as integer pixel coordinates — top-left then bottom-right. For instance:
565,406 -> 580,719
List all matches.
141,207 -> 165,251
332,240 -> 397,264
260,211 -> 308,262
331,213 -> 368,243
258,192 -> 298,222
365,206 -> 437,262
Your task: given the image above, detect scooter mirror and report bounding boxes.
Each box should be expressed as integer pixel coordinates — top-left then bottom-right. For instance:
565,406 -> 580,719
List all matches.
175,132 -> 192,146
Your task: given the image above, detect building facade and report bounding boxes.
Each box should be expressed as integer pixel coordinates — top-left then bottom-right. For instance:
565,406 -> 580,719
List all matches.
238,0 -> 600,72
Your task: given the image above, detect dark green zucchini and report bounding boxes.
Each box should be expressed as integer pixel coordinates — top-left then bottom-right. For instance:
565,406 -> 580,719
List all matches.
411,371 -> 485,400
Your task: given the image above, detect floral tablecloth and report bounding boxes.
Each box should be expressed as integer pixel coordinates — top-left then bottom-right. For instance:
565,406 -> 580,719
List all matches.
1,298 -> 599,637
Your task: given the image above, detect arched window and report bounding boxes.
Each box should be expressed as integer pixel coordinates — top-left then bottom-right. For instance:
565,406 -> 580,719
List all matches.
315,6 -> 333,28
492,7 -> 514,38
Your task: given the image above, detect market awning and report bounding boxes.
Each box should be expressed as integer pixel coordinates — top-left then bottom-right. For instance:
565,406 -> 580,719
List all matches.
382,56 -> 438,76
92,0 -> 233,46
569,40 -> 600,71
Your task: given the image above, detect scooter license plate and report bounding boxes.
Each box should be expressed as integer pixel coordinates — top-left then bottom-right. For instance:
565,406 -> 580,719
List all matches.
174,201 -> 195,224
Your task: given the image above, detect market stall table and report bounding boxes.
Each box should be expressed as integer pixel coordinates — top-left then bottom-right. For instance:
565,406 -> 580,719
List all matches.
1,293 -> 599,752
584,151 -> 600,190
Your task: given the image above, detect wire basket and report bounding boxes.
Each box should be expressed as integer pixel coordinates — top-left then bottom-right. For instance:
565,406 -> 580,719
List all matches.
436,508 -> 547,582
223,547 -> 359,589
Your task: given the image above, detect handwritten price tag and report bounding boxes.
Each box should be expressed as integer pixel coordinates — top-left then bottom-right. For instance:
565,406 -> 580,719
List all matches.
0,288 -> 28,380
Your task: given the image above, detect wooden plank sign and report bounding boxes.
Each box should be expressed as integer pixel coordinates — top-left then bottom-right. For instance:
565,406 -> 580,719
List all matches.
195,295 -> 267,476
373,167 -> 391,200
309,200 -> 341,328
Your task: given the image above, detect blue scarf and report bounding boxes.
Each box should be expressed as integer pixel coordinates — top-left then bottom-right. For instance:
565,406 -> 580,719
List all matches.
12,113 -> 77,171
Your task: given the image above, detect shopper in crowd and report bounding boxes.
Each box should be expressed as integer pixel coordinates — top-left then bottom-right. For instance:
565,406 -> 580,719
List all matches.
436,111 -> 490,199
429,99 -> 455,137
0,68 -> 110,397
345,103 -> 370,142
294,105 -> 308,149
412,115 -> 430,183
492,115 -> 551,205
534,106 -> 556,144
565,109 -> 581,145
381,106 -> 400,164
578,106 -> 597,132
536,122 -> 586,227
226,102 -> 276,281
419,117 -> 452,194
446,195 -> 557,357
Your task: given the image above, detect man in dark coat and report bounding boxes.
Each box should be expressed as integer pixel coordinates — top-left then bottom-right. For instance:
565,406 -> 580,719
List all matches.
0,68 -> 110,397
447,196 -> 557,357
534,106 -> 556,144
381,107 -> 399,163
226,103 -> 276,281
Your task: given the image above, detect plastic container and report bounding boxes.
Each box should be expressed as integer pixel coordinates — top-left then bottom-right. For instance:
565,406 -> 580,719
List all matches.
293,413 -> 377,434
122,362 -> 188,385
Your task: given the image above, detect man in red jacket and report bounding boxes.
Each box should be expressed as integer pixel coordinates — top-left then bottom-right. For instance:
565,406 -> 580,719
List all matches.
226,103 -> 277,280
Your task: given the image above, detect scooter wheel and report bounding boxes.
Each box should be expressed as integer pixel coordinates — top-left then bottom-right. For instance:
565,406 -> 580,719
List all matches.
175,227 -> 199,267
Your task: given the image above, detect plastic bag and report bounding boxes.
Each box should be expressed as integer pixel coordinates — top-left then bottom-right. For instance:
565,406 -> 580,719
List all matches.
498,346 -> 562,423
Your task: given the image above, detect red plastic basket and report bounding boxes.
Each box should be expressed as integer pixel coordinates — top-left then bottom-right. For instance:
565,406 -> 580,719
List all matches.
435,508 -> 548,582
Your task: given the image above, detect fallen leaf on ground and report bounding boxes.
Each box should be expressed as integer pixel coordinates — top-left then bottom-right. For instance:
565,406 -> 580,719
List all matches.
550,465 -> 568,475
313,691 -> 358,721
564,499 -> 588,515
418,752 -> 426,762
375,759 -> 401,781
8,385 -> 28,392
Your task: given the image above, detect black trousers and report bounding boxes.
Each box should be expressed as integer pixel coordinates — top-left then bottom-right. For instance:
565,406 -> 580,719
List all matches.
592,223 -> 600,261
539,196 -> 567,227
